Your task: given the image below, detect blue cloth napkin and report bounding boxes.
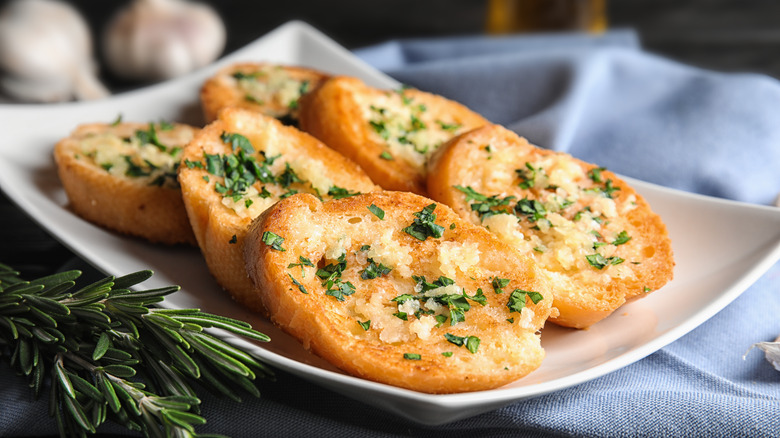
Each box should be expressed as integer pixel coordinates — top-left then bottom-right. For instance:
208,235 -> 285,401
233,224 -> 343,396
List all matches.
3,30 -> 780,437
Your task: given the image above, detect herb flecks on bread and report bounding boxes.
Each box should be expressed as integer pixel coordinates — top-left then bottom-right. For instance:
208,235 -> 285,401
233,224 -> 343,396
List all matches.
200,63 -> 330,125
53,121 -> 198,245
298,76 -> 488,195
244,191 -> 554,393
427,124 -> 674,329
178,107 -> 377,312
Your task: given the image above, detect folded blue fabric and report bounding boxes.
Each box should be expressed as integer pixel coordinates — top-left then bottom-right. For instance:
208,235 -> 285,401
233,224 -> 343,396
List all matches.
356,32 -> 780,206
2,30 -> 779,438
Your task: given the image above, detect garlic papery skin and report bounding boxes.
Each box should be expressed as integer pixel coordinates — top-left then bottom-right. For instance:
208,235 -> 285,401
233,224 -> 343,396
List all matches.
0,0 -> 109,102
103,0 -> 226,82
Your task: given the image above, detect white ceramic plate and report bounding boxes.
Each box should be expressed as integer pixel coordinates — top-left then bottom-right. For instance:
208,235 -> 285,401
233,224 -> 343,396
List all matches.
1,21 -> 779,426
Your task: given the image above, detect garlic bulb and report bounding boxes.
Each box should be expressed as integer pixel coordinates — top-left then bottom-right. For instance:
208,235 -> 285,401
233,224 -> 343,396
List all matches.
746,334 -> 780,372
0,0 -> 109,102
103,0 -> 226,82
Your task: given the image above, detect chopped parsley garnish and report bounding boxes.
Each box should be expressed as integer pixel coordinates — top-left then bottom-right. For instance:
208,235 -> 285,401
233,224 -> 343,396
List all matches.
394,311 -> 408,321
379,151 -> 393,160
220,132 -> 254,154
325,281 -> 356,301
507,289 -> 544,314
228,234 -> 237,244
134,123 -> 168,152
279,189 -> 298,199
585,254 -> 624,269
403,353 -> 421,360
588,167 -> 605,183
436,121 -> 461,132
328,186 -> 360,199
515,198 -> 547,222
491,277 -> 511,294
465,336 -> 480,354
389,276 -> 487,326
516,162 -> 542,189
277,163 -> 302,188
358,320 -> 371,331
454,186 -> 515,220
184,159 -> 203,169
612,231 -> 632,246
444,333 -> 465,346
444,333 -> 480,354
360,259 -> 392,280
123,156 -> 153,177
367,204 -> 385,220
587,178 -> 620,199
288,274 -> 308,294
403,204 -> 444,241
442,351 -> 453,357
232,71 -> 264,80
287,256 -> 314,277
468,288 -> 487,306
261,231 -> 286,251
369,120 -> 389,140
316,254 -> 355,301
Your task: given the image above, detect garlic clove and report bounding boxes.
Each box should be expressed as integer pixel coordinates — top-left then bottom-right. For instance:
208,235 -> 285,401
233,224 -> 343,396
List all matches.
103,0 -> 226,82
0,0 -> 108,102
745,334 -> 780,372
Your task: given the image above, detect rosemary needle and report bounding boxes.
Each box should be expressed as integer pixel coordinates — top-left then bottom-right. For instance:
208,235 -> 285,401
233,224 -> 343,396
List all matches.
0,262 -> 272,438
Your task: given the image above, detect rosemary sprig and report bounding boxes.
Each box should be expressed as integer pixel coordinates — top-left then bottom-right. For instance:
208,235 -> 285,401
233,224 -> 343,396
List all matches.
0,263 -> 272,438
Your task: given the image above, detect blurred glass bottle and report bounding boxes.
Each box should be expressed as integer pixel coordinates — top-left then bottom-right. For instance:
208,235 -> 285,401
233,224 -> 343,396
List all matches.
486,0 -> 607,33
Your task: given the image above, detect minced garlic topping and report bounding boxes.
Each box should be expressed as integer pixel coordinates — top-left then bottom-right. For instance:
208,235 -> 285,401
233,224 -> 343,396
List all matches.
460,151 -> 641,283
79,125 -> 192,189
357,90 -> 466,172
233,66 -> 308,116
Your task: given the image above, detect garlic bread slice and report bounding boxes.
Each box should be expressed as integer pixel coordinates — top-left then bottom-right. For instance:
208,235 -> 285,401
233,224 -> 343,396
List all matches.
200,62 -> 330,125
54,121 -> 198,245
298,76 -> 488,196
427,124 -> 674,329
244,191 -> 553,393
178,107 -> 377,312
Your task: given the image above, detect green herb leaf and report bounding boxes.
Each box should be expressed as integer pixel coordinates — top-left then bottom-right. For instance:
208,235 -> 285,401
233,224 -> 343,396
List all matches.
403,203 -> 444,241
585,253 -> 625,269
367,204 -> 385,220
261,231 -> 286,251
220,131 -> 254,153
360,259 -> 392,280
328,186 -> 360,199
612,230 -> 632,246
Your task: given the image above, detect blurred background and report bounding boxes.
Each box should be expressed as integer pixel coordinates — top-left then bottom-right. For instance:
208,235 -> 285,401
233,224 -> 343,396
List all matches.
2,0 -> 780,98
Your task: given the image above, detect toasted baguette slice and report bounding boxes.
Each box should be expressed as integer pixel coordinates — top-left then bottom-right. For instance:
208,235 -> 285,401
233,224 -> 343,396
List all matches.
54,121 -> 198,245
200,62 -> 330,125
427,124 -> 674,329
244,191 -> 554,393
298,76 -> 489,196
178,107 -> 377,312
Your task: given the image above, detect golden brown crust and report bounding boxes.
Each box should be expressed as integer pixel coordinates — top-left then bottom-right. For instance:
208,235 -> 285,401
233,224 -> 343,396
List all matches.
244,191 -> 554,393
53,122 -> 198,245
427,124 -> 674,328
298,76 -> 489,196
178,107 -> 377,313
200,62 -> 330,124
